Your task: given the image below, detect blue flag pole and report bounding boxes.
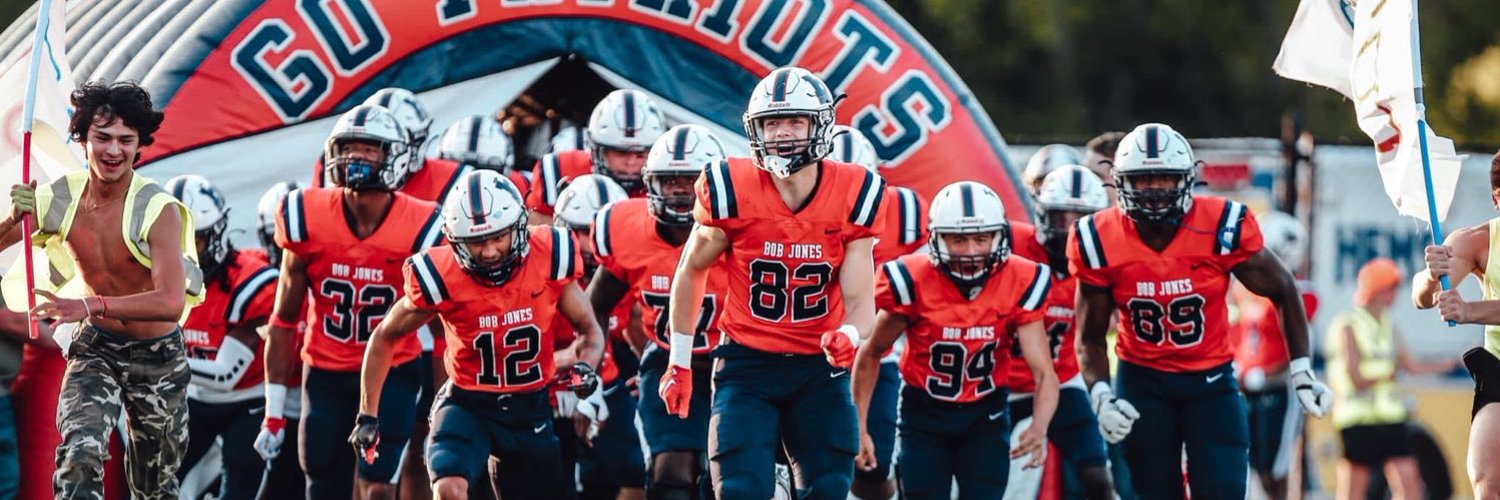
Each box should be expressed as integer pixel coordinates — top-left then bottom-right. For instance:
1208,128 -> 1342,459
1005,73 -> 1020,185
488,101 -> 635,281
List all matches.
1407,0 -> 1455,326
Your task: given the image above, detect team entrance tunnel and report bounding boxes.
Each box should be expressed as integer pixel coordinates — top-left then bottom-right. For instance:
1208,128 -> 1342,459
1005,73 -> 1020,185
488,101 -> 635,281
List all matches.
0,1 -> 1026,497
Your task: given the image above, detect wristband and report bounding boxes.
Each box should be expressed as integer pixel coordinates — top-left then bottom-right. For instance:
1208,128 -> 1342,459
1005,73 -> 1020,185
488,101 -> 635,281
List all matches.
98,296 -> 108,318
269,315 -> 298,331
668,332 -> 695,368
1089,381 -> 1113,404
1289,357 -> 1312,375
837,324 -> 860,347
265,384 -> 288,419
81,298 -> 93,317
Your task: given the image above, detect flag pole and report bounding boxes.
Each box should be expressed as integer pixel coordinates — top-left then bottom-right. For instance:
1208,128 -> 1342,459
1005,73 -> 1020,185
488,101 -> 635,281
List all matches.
1406,0 -> 1454,326
18,0 -> 54,340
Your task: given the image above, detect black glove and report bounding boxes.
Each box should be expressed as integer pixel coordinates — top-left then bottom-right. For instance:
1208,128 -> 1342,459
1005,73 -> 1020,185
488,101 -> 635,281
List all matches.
570,363 -> 600,399
349,413 -> 380,464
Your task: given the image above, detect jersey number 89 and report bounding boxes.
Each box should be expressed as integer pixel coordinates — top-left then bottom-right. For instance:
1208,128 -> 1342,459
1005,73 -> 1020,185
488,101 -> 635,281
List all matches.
1127,295 -> 1206,347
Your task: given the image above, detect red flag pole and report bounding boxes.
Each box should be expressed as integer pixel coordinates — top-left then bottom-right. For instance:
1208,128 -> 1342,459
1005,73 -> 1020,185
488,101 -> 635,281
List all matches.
21,132 -> 35,340
18,0 -> 56,340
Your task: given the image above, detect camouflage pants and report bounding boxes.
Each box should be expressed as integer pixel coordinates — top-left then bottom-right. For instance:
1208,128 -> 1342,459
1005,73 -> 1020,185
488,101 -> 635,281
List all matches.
54,325 -> 190,500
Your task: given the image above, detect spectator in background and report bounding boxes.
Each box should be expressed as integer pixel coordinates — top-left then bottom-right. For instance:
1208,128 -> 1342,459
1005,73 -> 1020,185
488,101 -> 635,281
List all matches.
1325,259 -> 1458,500
1084,131 -> 1125,205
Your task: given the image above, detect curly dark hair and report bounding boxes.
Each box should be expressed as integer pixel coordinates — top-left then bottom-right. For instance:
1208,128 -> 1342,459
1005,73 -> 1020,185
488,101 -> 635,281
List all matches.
68,81 -> 165,146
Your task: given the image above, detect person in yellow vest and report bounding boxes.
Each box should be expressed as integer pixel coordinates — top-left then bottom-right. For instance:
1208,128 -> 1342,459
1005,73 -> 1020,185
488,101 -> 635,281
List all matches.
0,82 -> 201,499
1414,149 -> 1500,499
1329,259 -> 1456,500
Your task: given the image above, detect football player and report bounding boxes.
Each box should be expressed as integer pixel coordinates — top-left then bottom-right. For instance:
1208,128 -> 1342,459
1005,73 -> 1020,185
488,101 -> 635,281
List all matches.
250,181 -> 308,497
1020,144 -> 1086,195
828,124 -> 926,500
1008,165 -> 1114,499
854,181 -> 1057,499
1069,123 -> 1331,499
588,124 -> 730,500
259,104 -> 446,499
435,114 -> 526,193
545,174 -> 646,499
167,175 -> 280,500
313,87 -> 474,205
352,169 -> 605,500
1230,210 -> 1319,500
664,66 -> 886,499
528,89 -> 665,225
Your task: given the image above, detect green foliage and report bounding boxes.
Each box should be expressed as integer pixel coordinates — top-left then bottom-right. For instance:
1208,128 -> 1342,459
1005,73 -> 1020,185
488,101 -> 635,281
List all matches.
889,0 -> 1500,149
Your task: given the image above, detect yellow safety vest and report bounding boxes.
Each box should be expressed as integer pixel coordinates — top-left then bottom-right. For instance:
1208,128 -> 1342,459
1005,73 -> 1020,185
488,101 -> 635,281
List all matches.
0,170 -> 203,318
1324,306 -> 1407,428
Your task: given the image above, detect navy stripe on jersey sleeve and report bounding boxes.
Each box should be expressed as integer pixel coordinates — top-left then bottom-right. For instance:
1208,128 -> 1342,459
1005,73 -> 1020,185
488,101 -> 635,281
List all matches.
414,207 -> 445,253
882,260 -> 917,306
1074,215 -> 1108,269
706,160 -> 738,220
225,266 -> 279,325
411,253 -> 450,306
849,169 -> 886,228
1018,263 -> 1052,311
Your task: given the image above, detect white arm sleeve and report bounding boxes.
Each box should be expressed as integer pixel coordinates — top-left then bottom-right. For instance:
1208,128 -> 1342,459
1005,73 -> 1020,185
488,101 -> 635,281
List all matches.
189,335 -> 258,392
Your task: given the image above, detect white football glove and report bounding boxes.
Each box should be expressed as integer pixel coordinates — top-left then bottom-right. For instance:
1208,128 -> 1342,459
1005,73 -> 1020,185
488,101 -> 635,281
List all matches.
253,418 -> 286,460
576,387 -> 609,440
1090,382 -> 1139,444
254,384 -> 288,460
554,390 -> 581,419
1290,357 -> 1333,418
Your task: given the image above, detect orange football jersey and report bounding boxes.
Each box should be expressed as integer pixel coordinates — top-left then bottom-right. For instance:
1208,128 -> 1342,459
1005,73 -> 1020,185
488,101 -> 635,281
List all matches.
276,188 -> 445,372
1008,223 -> 1081,392
526,150 -> 594,216
694,158 -> 886,355
313,157 -> 472,204
406,227 -> 584,394
877,253 -> 1050,402
1067,197 -> 1264,373
595,199 -> 728,353
1230,280 -> 1318,383
182,251 -> 279,392
872,185 -> 928,266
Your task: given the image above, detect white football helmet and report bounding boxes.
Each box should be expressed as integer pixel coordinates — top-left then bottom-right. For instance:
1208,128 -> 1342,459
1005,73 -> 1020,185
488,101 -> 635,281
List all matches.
365,88 -> 433,163
587,89 -> 666,192
554,174 -> 629,230
644,124 -> 726,226
325,104 -> 413,191
928,181 -> 1011,287
437,115 -> 515,173
442,170 -> 529,286
743,67 -> 837,179
828,125 -> 879,172
1259,210 -> 1308,270
1113,123 -> 1198,224
1022,144 -> 1085,193
551,125 -> 587,153
554,174 -> 628,275
1035,164 -> 1110,249
257,181 -> 300,268
166,174 -> 231,276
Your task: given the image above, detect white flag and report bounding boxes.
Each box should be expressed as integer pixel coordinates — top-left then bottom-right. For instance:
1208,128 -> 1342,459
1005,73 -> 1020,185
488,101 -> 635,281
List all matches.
1349,0 -> 1463,222
0,0 -> 82,191
1275,0 -> 1464,223
1273,0 -> 1357,99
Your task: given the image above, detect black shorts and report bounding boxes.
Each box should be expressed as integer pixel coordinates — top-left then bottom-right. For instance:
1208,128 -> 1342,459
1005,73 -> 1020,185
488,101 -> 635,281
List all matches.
1464,347 -> 1500,418
1339,423 -> 1414,467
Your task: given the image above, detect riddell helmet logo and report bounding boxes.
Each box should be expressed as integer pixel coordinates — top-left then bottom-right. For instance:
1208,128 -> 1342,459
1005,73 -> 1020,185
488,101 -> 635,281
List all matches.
765,102 -> 791,109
